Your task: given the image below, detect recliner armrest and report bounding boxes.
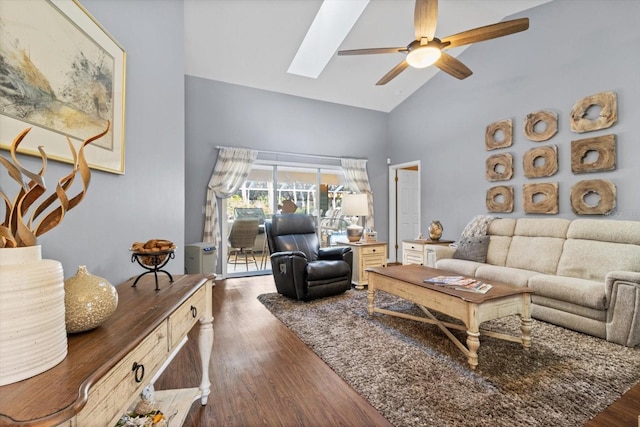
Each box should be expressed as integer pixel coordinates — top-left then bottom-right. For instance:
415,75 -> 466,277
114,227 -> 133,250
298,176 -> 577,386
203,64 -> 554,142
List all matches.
318,246 -> 351,260
270,250 -> 307,260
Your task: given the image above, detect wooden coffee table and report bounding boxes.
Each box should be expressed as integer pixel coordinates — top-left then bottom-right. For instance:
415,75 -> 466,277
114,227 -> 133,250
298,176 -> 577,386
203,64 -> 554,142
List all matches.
367,264 -> 533,370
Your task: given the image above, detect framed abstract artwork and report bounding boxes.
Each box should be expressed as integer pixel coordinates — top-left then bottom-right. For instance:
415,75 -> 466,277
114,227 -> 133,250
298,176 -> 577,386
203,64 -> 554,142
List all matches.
0,0 -> 126,174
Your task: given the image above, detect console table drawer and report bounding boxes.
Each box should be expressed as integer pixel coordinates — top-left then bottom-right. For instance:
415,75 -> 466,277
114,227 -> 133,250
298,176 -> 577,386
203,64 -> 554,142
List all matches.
361,246 -> 384,256
77,322 -> 169,426
169,285 -> 206,348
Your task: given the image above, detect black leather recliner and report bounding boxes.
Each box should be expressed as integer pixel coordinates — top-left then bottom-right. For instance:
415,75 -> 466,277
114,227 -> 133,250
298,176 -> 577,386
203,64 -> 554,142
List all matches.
265,214 -> 353,301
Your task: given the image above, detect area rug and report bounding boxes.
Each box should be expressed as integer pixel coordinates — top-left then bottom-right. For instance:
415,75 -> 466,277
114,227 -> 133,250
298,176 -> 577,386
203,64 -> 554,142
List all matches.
257,290 -> 640,427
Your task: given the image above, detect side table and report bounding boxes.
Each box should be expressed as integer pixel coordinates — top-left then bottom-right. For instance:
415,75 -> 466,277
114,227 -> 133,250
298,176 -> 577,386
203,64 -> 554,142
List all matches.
339,241 -> 387,289
402,239 -> 454,266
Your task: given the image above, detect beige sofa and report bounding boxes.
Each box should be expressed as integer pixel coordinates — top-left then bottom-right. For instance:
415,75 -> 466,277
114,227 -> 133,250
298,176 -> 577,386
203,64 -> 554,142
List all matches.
428,218 -> 640,347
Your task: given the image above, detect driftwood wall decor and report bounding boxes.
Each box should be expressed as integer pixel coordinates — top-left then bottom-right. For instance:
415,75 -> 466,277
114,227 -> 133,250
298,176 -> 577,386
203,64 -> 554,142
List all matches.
571,134 -> 616,173
486,185 -> 514,213
485,119 -> 513,150
570,91 -> 617,133
523,145 -> 558,178
570,179 -> 616,215
523,182 -> 558,214
524,111 -> 558,141
486,153 -> 514,181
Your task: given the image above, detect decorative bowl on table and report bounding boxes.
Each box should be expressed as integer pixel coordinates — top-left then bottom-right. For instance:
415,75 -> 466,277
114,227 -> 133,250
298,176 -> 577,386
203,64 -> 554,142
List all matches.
130,239 -> 176,267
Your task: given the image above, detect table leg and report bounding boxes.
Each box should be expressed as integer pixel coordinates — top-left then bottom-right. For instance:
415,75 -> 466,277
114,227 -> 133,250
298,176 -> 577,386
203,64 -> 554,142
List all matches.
367,287 -> 375,316
466,313 -> 480,370
198,279 -> 214,405
520,293 -> 532,350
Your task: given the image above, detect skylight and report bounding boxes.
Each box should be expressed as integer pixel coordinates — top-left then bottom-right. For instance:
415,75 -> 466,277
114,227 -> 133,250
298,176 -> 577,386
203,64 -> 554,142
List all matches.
287,0 -> 370,79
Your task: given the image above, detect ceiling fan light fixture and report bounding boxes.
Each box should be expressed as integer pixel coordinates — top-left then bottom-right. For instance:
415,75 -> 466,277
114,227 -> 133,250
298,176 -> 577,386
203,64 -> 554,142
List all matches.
406,46 -> 441,68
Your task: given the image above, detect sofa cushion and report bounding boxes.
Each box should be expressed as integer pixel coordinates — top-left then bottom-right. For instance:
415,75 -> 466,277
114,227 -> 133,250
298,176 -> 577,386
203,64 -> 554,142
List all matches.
487,218 -> 517,236
567,219 -> 640,245
528,274 -> 606,310
474,265 -> 538,287
453,236 -> 490,263
486,235 -> 512,266
505,236 -> 565,275
557,239 -> 640,282
514,218 -> 571,238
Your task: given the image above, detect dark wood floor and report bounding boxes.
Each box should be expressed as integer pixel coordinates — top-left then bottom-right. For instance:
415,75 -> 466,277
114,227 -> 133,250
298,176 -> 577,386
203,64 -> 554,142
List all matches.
156,275 -> 640,427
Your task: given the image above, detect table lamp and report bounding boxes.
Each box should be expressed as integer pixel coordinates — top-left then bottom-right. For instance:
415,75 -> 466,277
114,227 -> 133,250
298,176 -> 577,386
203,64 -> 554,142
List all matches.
342,193 -> 368,242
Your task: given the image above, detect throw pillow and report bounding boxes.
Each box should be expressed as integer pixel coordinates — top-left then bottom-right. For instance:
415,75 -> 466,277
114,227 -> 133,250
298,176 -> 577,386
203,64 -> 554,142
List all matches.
453,236 -> 490,263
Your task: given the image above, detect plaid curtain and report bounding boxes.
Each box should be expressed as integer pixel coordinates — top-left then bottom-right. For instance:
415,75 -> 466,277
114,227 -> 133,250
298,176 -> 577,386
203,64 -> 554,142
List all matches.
341,158 -> 374,230
203,147 -> 257,245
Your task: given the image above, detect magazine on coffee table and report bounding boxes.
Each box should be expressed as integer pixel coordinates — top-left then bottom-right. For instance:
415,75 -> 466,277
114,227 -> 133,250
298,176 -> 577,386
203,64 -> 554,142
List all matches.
423,275 -> 465,285
424,275 -> 492,294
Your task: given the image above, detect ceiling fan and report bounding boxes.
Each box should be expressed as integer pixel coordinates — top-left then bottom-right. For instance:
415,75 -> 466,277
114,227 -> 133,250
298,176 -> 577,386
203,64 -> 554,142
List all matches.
337,0 -> 530,85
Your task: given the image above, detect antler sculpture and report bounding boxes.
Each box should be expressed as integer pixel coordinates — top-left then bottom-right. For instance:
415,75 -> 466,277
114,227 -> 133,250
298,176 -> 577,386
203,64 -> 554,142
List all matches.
0,122 -> 110,248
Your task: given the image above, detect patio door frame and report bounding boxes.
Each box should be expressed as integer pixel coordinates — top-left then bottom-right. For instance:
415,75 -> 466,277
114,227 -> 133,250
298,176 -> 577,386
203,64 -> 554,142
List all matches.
220,160 -> 345,279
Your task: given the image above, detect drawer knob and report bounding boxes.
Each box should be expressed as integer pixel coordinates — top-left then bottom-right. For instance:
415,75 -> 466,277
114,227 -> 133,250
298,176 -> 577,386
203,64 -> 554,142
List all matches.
190,305 -> 198,318
132,362 -> 145,383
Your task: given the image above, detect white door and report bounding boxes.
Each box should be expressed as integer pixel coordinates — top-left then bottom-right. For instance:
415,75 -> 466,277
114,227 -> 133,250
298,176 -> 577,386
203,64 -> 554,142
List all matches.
388,162 -> 421,263
396,168 -> 420,263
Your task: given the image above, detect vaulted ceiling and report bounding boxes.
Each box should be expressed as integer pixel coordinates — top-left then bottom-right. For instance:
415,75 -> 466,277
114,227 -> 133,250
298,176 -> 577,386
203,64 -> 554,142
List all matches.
184,0 -> 552,112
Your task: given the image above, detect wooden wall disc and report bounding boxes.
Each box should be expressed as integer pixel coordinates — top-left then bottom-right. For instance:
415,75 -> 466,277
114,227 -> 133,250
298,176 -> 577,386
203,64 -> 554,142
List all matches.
570,91 -> 617,133
523,145 -> 558,178
523,182 -> 558,214
485,153 -> 514,181
570,179 -> 616,215
486,185 -> 514,213
485,119 -> 513,151
524,111 -> 558,141
571,134 -> 616,173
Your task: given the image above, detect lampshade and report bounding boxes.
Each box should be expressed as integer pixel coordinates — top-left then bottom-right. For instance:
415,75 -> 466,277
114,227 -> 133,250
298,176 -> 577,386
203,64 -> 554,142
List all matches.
342,193 -> 368,217
406,46 -> 441,68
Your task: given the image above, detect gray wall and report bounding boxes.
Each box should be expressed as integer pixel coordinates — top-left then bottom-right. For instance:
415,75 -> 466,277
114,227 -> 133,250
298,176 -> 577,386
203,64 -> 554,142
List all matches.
184,78 -> 389,250
388,0 -> 640,240
7,0 -> 639,286
6,0 -> 186,285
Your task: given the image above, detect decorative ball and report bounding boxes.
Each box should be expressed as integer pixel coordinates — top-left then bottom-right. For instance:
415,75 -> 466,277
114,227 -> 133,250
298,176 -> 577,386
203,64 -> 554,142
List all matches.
64,266 -> 118,333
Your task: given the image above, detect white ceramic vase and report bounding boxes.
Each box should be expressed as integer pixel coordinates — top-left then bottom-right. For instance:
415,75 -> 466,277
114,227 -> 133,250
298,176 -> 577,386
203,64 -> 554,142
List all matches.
0,245 -> 68,386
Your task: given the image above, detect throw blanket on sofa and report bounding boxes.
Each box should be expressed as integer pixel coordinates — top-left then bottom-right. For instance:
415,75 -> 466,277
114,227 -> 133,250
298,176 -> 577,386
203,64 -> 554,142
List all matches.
454,215 -> 497,246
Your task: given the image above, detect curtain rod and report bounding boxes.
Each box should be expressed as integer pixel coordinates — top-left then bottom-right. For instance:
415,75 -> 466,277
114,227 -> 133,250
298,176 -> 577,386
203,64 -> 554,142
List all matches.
214,145 -> 366,161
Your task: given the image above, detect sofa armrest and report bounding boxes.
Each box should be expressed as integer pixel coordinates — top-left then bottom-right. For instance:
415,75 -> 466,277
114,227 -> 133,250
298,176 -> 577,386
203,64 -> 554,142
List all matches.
425,244 -> 456,262
605,271 -> 640,347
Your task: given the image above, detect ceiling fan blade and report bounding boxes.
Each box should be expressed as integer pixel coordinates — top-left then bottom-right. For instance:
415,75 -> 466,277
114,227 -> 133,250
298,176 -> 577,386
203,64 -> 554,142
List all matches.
338,47 -> 407,56
376,60 -> 410,85
434,52 -> 472,80
414,0 -> 438,41
441,18 -> 529,49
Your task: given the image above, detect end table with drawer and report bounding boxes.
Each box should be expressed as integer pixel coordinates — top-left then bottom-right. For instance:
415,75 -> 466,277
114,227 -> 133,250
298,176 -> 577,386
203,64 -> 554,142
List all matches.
339,241 -> 388,289
402,239 -> 454,266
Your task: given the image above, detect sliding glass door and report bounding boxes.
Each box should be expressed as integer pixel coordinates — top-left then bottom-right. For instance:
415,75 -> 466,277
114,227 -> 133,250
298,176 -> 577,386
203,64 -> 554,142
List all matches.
221,163 -> 351,278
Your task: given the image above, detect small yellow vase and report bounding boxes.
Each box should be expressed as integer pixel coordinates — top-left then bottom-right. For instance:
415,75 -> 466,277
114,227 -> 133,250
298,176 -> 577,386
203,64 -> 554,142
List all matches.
64,266 -> 118,333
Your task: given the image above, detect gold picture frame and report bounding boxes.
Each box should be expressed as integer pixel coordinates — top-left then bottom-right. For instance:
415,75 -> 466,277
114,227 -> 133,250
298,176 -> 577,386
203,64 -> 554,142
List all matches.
0,0 -> 126,174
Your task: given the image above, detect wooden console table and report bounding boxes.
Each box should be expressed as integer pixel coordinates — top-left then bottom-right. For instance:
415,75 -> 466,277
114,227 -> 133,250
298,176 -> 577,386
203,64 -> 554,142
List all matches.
0,274 -> 214,426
